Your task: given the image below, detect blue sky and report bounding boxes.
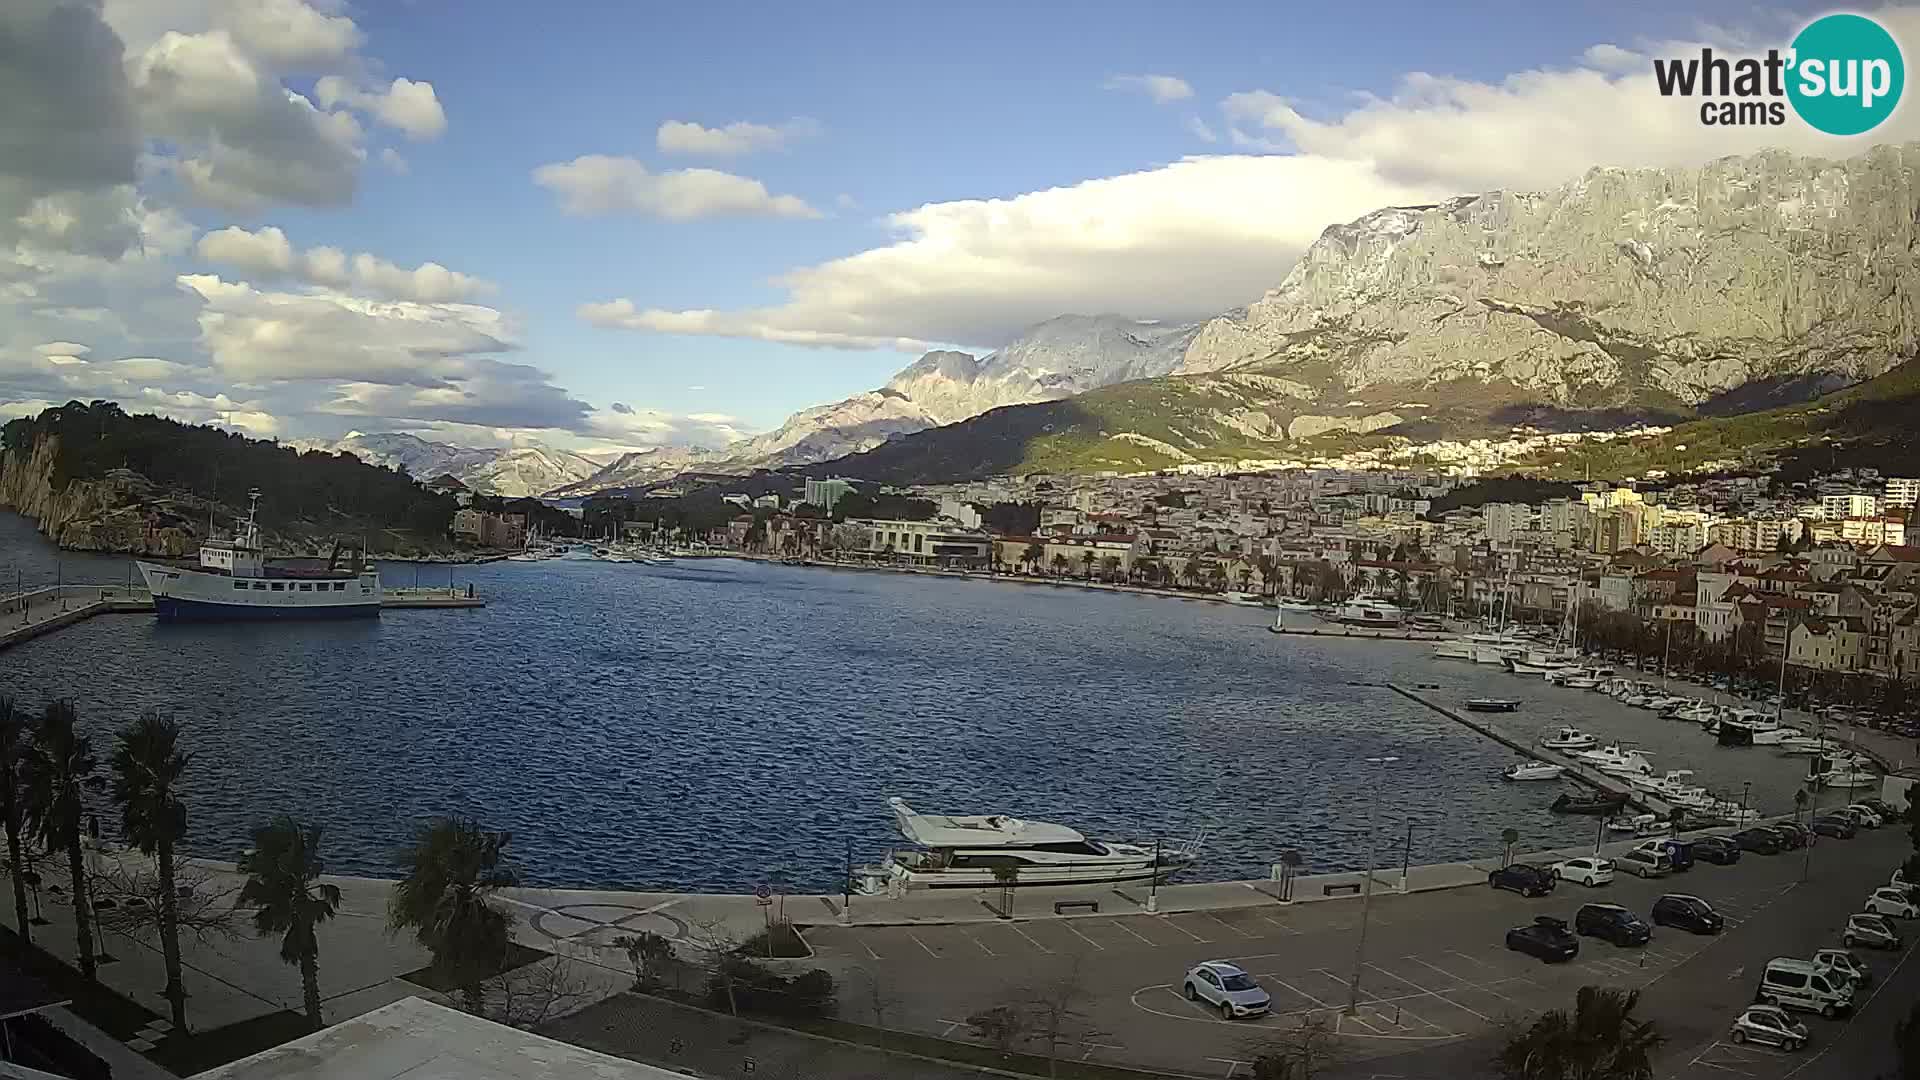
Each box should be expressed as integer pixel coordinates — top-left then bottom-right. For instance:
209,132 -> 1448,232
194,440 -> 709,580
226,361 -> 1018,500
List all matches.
1,0 -> 1907,452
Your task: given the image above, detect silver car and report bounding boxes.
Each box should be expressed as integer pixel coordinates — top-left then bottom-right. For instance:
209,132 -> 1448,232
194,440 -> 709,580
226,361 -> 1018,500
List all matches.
1844,913 -> 1901,950
1730,1005 -> 1808,1051
1183,960 -> 1272,1020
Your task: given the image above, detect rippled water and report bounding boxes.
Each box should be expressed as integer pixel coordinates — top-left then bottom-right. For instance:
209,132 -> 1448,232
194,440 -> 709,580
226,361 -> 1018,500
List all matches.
8,510 -> 1826,892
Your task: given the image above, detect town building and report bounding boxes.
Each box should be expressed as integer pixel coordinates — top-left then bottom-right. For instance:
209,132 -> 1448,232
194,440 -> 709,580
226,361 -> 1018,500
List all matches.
803,477 -> 853,510
847,517 -> 993,567
450,509 -> 526,549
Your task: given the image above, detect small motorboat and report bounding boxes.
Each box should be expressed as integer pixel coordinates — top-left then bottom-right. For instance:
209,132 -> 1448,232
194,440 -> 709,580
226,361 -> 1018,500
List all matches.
1560,675 -> 1602,690
1551,791 -> 1631,815
1814,766 -> 1880,790
1630,814 -> 1672,838
1540,726 -> 1598,752
1502,761 -> 1566,782
1465,698 -> 1521,713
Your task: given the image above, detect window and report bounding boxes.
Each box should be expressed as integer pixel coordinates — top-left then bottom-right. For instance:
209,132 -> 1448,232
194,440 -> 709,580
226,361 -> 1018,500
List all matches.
334,582 -> 347,591
233,581 -> 248,590
1768,970 -> 1807,990
252,582 -> 267,590
270,583 -> 284,591
298,583 -> 313,592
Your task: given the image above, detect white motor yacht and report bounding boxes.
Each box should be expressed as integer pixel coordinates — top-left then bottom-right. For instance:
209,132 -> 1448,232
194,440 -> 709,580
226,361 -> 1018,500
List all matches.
1501,761 -> 1567,782
1813,766 -> 1880,790
1751,725 -> 1804,747
850,798 -> 1198,894
1670,703 -> 1718,724
1540,726 -> 1599,751
1576,744 -> 1654,777
1775,735 -> 1830,755
1224,591 -> 1264,607
1328,596 -> 1406,627
1432,638 -> 1476,660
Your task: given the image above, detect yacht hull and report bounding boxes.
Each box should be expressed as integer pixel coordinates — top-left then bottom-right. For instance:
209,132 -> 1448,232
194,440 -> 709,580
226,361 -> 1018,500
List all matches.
153,595 -> 379,622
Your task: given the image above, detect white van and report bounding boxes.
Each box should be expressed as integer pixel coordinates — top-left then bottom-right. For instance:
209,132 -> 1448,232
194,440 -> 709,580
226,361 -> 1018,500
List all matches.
1757,958 -> 1855,1018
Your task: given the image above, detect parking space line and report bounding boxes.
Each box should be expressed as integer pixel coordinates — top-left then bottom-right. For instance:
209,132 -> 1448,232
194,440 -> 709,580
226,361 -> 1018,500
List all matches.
1201,911 -> 1257,938
1446,949 -> 1501,972
1403,955 -> 1467,987
1313,968 -> 1446,1034
1366,963 -> 1493,1024
1160,916 -> 1209,942
905,930 -> 941,958
1257,913 -> 1301,935
1271,977 -> 1332,1010
1060,920 -> 1106,951
1111,919 -> 1155,946
855,938 -> 880,960
1008,922 -> 1054,955
963,930 -> 996,956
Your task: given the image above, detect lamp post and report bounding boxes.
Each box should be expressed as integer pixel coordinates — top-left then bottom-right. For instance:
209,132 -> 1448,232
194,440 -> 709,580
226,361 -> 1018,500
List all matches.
1348,754 -> 1400,1015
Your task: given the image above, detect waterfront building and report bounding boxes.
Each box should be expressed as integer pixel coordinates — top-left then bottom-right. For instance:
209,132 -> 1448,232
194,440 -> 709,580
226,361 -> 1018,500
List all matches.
1789,617 -> 1870,672
803,477 -> 853,510
848,517 -> 992,567
450,510 -> 527,549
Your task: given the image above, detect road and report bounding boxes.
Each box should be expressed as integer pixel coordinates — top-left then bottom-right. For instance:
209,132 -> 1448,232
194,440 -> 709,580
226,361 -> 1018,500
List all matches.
798,829 -> 1913,1078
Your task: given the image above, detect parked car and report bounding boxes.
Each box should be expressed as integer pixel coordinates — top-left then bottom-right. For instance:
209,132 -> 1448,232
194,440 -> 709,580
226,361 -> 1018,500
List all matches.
1831,807 -> 1878,831
1762,824 -> 1808,849
1772,822 -> 1811,847
1651,893 -> 1724,935
1842,804 -> 1885,827
1755,958 -> 1854,1019
1733,828 -> 1785,855
1729,1005 -> 1809,1051
1859,798 -> 1898,820
1809,815 -> 1857,839
1182,961 -> 1272,1020
1506,915 -> 1580,962
1614,848 -> 1672,879
1691,835 -> 1742,865
1811,948 -> 1871,990
1864,887 -> 1918,919
1549,857 -> 1614,887
1575,902 -> 1652,946
1844,913 -> 1901,950
1489,863 -> 1556,897
1634,838 -> 1693,871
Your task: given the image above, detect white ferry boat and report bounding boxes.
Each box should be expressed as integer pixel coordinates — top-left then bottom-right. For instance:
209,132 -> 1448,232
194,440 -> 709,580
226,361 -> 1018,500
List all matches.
137,492 -> 380,622
850,798 -> 1198,894
1327,596 -> 1406,627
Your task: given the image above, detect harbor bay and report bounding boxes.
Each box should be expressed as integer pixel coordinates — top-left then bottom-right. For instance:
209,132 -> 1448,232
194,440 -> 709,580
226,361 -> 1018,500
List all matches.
1,511 -> 1835,894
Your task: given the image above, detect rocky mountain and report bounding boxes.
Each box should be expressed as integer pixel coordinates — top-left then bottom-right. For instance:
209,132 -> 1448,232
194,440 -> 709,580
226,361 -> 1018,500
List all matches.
292,432 -> 601,498
809,143 -> 1920,482
550,314 -> 1197,493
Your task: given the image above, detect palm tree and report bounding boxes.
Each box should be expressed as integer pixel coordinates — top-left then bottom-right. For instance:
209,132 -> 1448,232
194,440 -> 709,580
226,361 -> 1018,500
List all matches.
1049,553 -> 1069,576
110,711 -> 193,1030
1022,542 -> 1044,573
1101,556 -> 1121,580
20,700 -> 98,981
238,817 -> 341,1030
1497,985 -> 1663,1079
389,818 -> 516,1014
1079,551 -> 1094,579
0,696 -> 31,947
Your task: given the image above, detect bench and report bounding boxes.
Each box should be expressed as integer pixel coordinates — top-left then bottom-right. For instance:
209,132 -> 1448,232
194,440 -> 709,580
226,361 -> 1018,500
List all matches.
1053,900 -> 1099,915
1323,882 -> 1363,897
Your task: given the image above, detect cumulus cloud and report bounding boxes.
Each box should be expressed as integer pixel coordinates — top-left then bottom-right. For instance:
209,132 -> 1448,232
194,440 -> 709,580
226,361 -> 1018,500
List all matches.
533,156 -> 821,220
592,8 -> 1920,352
656,118 -> 820,156
195,225 -> 491,302
1186,117 -> 1218,143
1105,74 -> 1194,103
379,148 -> 409,174
314,75 -> 447,140
218,0 -> 362,70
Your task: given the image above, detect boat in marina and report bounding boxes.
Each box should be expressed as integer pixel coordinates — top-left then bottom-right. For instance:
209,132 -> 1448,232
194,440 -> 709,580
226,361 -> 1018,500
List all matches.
136,491 -> 380,622
1327,595 -> 1406,627
1277,598 -> 1321,613
1465,698 -> 1521,712
849,798 -> 1198,893
1551,790 -> 1630,815
1432,638 -> 1475,660
1502,760 -> 1566,782
1540,726 -> 1598,751
1812,765 -> 1880,790
1775,735 -> 1832,755
1574,743 -> 1653,777
1750,725 -> 1804,746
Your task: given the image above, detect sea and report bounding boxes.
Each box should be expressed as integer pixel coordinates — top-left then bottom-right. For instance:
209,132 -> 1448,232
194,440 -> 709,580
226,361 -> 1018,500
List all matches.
1,511 -> 1816,893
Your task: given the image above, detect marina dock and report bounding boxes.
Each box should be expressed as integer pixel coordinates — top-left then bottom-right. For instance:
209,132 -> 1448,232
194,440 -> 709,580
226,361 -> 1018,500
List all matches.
0,583 -> 485,652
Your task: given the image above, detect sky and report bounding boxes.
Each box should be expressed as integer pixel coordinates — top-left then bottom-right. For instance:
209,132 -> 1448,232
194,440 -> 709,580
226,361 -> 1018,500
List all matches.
3,0 -> 1918,456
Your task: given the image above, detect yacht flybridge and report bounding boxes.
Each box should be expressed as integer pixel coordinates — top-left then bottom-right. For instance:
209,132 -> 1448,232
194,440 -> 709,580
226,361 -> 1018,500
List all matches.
850,798 -> 1200,895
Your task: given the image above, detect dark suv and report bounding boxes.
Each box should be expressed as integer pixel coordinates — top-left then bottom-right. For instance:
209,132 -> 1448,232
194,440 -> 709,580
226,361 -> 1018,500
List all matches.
1691,836 -> 1741,865
1651,893 -> 1724,935
1575,903 -> 1652,946
1489,863 -> 1556,897
1732,828 -> 1784,854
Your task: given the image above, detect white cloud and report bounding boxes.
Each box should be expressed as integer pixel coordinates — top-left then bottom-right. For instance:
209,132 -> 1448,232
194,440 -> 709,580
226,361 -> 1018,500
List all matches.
217,0 -> 362,70
533,156 -> 821,220
1105,74 -> 1194,103
656,118 -> 820,156
314,75 -> 447,140
1186,116 -> 1218,143
594,8 -> 1920,352
379,148 -> 409,174
195,225 -> 491,302
34,342 -> 93,357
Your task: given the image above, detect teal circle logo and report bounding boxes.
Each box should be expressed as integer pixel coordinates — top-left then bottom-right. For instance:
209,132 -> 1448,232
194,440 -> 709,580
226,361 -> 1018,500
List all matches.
1787,13 -> 1904,135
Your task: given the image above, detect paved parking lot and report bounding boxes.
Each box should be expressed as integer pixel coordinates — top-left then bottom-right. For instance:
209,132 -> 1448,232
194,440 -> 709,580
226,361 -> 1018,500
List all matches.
798,836 -> 1904,1077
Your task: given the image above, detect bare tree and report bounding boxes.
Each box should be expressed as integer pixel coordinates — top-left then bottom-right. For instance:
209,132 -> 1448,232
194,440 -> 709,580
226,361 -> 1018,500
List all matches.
1024,957 -> 1102,1078
682,916 -> 742,1015
852,966 -> 902,1029
965,1004 -> 1029,1058
1241,1015 -> 1341,1080
90,858 -> 239,950
482,956 -> 597,1028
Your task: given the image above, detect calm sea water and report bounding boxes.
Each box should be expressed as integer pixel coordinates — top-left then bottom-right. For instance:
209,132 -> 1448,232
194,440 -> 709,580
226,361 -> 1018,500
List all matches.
4,511 -> 1809,893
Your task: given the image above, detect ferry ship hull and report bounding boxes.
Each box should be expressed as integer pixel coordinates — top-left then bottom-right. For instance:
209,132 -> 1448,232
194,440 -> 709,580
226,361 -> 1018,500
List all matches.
151,594 -> 380,622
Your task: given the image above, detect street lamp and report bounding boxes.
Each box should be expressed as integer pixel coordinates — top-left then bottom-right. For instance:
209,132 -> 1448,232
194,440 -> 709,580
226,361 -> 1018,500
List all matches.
1348,754 -> 1400,1015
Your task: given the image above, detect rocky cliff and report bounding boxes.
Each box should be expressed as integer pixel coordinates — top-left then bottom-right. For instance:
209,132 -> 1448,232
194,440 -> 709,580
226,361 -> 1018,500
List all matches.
1180,144 -> 1920,409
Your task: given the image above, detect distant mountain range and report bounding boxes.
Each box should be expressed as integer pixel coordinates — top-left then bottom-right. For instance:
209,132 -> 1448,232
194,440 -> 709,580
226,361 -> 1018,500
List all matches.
807,143 -> 1920,482
288,433 -> 603,498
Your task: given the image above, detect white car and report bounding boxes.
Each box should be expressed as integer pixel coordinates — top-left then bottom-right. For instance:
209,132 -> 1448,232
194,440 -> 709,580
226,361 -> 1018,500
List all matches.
1865,887 -> 1918,919
1811,948 -> 1871,990
1729,1005 -> 1809,1051
1550,857 -> 1615,887
1843,804 -> 1885,827
1844,913 -> 1902,950
1182,961 -> 1272,1020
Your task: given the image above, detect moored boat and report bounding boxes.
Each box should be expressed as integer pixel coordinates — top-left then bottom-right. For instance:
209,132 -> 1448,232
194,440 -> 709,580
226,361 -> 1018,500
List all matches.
1502,760 -> 1566,782
850,798 -> 1198,894
1540,726 -> 1599,751
1552,790 -> 1630,815
1465,698 -> 1521,712
136,491 -> 380,622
